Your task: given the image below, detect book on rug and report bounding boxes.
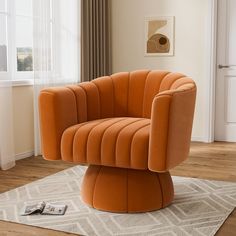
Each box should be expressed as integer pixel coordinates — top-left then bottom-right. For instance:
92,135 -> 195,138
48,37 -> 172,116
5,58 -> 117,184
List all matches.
20,201 -> 67,216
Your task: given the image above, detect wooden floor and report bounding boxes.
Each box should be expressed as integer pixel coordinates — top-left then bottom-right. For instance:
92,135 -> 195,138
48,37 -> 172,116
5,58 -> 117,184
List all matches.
0,142 -> 236,236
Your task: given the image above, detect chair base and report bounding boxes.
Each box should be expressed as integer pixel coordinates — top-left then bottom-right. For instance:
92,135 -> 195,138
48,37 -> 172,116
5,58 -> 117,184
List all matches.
81,165 -> 174,213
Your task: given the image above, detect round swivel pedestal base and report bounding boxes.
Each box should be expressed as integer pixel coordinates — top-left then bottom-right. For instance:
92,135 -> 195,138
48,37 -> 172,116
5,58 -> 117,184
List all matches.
81,165 -> 174,213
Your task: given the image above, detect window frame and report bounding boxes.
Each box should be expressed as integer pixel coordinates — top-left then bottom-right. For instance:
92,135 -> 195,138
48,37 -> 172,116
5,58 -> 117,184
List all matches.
0,0 -> 79,86
0,0 -> 10,80
15,14 -> 34,76
0,0 -> 52,85
14,0 -> 34,81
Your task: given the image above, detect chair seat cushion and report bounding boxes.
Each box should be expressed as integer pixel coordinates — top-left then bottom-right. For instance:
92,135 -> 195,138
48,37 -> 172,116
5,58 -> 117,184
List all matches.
61,117 -> 150,170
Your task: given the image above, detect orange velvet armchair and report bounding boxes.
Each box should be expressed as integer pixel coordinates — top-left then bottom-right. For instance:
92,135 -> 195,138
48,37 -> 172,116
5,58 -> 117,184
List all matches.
39,70 -> 196,213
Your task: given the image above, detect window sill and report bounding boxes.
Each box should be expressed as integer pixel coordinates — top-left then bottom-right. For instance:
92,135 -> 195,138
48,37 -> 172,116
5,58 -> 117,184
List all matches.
12,80 -> 33,87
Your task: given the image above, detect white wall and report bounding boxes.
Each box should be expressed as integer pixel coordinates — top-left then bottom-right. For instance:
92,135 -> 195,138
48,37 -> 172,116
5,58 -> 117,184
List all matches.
111,0 -> 211,141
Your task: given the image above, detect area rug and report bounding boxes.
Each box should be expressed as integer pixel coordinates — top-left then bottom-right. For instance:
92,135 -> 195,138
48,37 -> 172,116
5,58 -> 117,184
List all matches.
0,166 -> 236,236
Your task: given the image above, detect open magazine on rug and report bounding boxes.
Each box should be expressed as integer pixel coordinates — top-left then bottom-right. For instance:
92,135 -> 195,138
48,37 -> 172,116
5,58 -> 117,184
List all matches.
20,201 -> 67,216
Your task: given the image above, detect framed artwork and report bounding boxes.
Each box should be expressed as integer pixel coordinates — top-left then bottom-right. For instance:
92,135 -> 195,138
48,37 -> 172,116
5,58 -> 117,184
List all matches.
145,16 -> 175,56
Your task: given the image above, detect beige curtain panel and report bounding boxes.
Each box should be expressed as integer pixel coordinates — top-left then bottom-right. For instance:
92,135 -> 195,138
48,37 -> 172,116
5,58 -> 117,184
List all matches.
81,0 -> 111,82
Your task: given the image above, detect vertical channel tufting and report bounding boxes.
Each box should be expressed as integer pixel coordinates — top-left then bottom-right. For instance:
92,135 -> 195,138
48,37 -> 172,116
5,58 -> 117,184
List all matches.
127,72 -> 130,116
157,172 -> 174,207
101,118 -> 140,166
110,76 -> 115,117
92,165 -> 102,207
86,119 -> 109,164
92,81 -> 101,118
67,85 -> 88,123
156,174 -> 164,208
115,120 -> 150,168
66,86 -> 79,122
87,118 -> 125,165
128,123 -> 150,168
79,82 -> 101,121
61,123 -> 87,162
127,70 -> 150,117
99,118 -> 127,164
77,84 -> 89,122
111,72 -> 129,117
141,71 -> 150,118
92,76 -> 114,118
115,119 -> 145,168
80,165 -> 101,208
130,124 -> 150,169
72,119 -> 108,163
170,77 -> 194,90
159,73 -> 186,92
142,71 -> 170,118
62,117 -> 151,169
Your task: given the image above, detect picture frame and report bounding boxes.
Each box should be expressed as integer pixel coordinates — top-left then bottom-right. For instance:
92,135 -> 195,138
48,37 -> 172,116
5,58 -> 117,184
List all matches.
144,16 -> 175,56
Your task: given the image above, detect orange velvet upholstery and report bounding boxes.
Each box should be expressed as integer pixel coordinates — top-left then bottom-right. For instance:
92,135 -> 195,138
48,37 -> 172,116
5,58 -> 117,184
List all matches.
81,166 -> 174,213
61,117 -> 150,169
39,70 -> 196,213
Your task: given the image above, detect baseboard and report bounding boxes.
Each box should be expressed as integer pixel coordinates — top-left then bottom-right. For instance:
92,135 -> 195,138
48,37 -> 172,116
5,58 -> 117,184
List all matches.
15,151 -> 34,161
191,136 -> 209,143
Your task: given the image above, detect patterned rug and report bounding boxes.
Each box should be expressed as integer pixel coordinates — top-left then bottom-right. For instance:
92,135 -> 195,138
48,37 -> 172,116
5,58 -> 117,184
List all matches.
0,166 -> 236,236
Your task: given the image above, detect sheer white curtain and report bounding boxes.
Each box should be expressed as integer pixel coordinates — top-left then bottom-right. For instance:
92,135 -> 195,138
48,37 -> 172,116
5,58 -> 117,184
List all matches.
32,0 -> 80,156
0,82 -> 15,170
0,0 -> 15,170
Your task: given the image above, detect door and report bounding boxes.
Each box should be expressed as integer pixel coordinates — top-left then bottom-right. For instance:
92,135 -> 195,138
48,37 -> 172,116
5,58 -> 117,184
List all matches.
215,0 -> 236,141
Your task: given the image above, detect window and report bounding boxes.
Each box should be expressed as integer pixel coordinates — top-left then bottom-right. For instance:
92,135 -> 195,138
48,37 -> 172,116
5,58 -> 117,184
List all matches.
0,0 -> 79,84
0,0 -> 52,81
15,0 -> 33,72
0,0 -> 8,72
17,47 -> 33,71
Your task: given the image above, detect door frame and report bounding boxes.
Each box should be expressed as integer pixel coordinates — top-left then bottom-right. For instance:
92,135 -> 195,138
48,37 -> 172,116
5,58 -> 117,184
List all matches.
205,0 -> 218,142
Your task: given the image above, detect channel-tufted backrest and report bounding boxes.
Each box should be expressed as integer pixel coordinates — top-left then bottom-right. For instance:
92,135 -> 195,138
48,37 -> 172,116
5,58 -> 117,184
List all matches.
67,70 -> 195,122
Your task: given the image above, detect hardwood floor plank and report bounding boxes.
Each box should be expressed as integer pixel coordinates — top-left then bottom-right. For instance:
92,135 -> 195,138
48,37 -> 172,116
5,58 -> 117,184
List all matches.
0,221 -> 77,236
0,142 -> 236,236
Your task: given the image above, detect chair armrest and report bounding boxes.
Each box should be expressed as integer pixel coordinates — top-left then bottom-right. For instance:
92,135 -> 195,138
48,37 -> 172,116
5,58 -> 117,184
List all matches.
39,87 -> 78,160
148,84 -> 196,172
